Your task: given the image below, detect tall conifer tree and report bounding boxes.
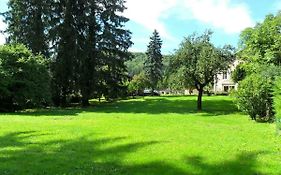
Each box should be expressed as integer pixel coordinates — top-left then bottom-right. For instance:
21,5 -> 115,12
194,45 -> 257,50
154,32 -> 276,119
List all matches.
144,30 -> 163,91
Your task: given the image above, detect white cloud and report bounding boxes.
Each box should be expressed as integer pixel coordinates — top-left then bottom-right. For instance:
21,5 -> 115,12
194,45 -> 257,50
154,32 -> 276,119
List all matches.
124,0 -> 177,40
125,0 -> 254,35
181,0 -> 254,33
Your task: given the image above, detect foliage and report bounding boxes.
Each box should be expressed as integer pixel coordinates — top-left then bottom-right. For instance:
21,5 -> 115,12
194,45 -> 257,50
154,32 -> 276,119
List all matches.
126,52 -> 147,77
127,72 -> 149,96
239,12 -> 281,65
0,44 -> 50,111
2,0 -> 50,57
274,77 -> 281,132
4,0 -> 132,106
174,30 -> 234,110
233,65 -> 281,121
144,30 -> 163,90
237,12 -> 281,124
231,64 -> 247,83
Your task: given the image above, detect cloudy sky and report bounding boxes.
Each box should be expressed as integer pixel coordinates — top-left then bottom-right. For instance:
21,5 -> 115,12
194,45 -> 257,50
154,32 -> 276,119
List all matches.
1,0 -> 281,53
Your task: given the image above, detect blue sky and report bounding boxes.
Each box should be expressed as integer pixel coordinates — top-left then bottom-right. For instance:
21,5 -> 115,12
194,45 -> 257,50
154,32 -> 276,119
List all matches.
1,0 -> 281,54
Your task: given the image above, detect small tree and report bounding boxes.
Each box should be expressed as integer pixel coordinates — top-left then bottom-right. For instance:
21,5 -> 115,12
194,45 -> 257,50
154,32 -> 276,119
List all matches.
174,31 -> 234,110
144,30 -> 163,92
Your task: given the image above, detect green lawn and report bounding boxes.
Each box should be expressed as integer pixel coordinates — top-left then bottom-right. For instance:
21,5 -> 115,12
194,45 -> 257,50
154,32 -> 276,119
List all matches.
0,96 -> 280,175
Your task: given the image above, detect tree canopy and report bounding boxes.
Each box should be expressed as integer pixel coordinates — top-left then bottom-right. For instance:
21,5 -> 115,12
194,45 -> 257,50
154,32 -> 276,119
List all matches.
239,12 -> 281,65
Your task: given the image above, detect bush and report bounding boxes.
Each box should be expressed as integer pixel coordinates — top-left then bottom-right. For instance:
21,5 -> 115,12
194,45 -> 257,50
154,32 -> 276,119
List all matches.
233,73 -> 274,121
0,44 -> 51,111
274,77 -> 281,133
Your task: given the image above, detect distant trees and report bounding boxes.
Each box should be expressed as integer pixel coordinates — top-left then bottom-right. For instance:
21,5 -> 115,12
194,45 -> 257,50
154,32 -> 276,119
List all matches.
126,52 -> 147,77
144,30 -> 163,91
128,73 -> 149,97
3,0 -> 132,107
0,44 -> 50,111
173,31 -> 234,110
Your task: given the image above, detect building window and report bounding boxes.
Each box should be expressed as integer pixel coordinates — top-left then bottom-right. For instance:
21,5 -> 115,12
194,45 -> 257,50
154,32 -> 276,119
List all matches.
223,86 -> 229,92
223,72 -> 228,79
223,86 -> 235,92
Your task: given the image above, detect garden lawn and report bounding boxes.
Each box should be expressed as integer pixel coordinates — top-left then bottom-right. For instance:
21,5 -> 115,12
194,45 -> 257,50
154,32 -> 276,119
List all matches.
0,96 -> 280,175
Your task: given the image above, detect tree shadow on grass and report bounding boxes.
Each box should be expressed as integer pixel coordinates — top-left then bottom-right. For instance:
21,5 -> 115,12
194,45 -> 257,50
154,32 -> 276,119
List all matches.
0,131 -> 275,175
3,96 -> 239,117
184,152 -> 271,175
0,131 -> 186,175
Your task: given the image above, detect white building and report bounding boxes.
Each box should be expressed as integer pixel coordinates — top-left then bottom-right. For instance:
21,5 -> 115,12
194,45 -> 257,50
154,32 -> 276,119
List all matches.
213,60 -> 239,93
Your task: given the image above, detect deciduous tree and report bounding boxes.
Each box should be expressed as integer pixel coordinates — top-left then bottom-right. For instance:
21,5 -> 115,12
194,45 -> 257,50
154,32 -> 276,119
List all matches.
174,31 -> 234,110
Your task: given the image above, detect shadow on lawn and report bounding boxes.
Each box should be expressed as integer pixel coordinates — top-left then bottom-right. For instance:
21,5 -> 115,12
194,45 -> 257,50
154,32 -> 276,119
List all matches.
0,131 -> 273,175
6,96 -> 238,117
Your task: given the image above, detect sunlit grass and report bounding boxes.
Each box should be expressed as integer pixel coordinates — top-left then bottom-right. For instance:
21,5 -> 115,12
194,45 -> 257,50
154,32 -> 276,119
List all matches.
0,96 -> 280,175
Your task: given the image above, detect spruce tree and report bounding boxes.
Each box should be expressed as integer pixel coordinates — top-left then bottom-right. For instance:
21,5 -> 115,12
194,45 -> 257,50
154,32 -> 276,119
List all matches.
99,0 -> 133,100
144,30 -> 163,92
3,0 -> 50,57
52,0 -> 78,106
78,0 -> 100,106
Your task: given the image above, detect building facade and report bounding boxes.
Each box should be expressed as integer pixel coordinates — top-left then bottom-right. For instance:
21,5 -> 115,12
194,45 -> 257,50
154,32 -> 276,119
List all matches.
213,60 -> 239,93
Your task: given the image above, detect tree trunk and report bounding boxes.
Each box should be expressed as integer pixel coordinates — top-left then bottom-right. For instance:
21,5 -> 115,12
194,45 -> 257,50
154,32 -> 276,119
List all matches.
82,97 -> 90,107
197,88 -> 203,111
81,90 -> 90,107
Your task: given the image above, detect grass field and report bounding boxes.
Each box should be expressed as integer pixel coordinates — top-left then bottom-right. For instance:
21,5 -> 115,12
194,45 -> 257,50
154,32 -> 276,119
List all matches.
0,96 -> 280,175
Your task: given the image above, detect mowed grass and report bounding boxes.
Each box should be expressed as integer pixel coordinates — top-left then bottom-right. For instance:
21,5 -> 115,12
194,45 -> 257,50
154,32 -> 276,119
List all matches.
0,96 -> 280,175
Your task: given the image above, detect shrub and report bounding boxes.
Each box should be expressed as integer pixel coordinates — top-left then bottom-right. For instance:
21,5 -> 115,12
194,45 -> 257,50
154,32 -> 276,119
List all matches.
274,77 -> 281,132
0,44 -> 51,111
233,73 -> 274,121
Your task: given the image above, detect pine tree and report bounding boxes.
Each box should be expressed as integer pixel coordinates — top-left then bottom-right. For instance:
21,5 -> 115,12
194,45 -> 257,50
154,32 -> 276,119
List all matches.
78,0 -> 101,106
52,0 -> 78,106
3,0 -> 50,57
99,0 -> 133,100
144,30 -> 163,91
